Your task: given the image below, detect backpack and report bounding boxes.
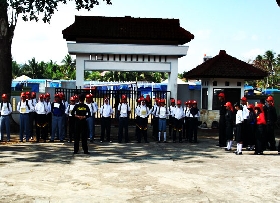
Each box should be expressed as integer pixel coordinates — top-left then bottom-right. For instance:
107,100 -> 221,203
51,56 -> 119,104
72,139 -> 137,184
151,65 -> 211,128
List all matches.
1,101 -> 11,111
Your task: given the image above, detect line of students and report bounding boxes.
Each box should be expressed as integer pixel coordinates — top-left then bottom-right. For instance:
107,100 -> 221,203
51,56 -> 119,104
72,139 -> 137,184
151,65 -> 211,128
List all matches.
136,96 -> 201,143
222,95 -> 280,155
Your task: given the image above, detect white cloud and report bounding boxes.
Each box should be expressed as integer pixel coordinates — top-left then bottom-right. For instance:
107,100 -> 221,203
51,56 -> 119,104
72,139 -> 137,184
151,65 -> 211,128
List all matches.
251,35 -> 258,41
232,31 -> 247,41
242,48 -> 264,61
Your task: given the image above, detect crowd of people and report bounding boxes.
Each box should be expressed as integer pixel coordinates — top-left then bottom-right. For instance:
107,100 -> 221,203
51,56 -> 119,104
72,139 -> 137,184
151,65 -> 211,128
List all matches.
1,91 -> 279,155
217,93 -> 280,155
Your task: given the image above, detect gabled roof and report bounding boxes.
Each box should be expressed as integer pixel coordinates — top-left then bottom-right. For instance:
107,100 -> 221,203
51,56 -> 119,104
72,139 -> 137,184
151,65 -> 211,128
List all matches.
62,16 -> 194,45
183,50 -> 268,79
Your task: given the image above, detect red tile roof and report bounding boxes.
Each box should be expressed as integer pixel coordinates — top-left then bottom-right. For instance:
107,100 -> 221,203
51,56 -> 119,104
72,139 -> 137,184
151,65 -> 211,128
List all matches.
184,50 -> 268,79
62,16 -> 194,45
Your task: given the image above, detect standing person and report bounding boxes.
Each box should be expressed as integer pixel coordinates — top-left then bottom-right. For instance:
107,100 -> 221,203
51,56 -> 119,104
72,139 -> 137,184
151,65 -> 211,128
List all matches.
71,94 -> 91,154
265,96 -> 277,151
172,100 -> 184,143
117,94 -> 131,143
240,96 -> 249,148
60,93 -> 68,140
254,103 -> 266,155
135,98 -> 141,140
17,92 -> 30,142
156,99 -> 169,143
224,102 -> 234,151
99,98 -> 114,143
85,94 -> 97,143
168,98 -> 176,138
26,92 -> 35,140
135,98 -> 150,143
50,94 -> 65,142
34,94 -> 48,142
91,94 -> 98,141
0,94 -> 12,142
234,103 -> 243,155
44,93 -> 52,139
183,100 -> 191,142
151,98 -> 159,139
218,92 -> 227,147
188,100 -> 200,143
65,96 -> 76,143
247,104 -> 256,151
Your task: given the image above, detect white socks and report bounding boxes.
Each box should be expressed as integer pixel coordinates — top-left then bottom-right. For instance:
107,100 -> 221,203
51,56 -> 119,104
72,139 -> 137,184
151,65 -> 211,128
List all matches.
164,132 -> 166,141
237,143 -> 243,152
158,132 -> 161,141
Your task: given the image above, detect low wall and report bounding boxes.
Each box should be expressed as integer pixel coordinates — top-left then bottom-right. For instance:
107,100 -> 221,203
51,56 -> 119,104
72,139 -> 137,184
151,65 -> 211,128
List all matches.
200,109 -> 220,128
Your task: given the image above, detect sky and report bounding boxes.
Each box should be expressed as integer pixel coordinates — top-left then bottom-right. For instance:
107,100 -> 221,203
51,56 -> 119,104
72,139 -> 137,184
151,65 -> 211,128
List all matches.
11,0 -> 280,73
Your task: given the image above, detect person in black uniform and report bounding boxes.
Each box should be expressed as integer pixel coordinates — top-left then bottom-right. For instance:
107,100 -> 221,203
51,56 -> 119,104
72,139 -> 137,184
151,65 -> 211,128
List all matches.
71,94 -> 91,154
218,92 -> 226,147
265,96 -> 277,151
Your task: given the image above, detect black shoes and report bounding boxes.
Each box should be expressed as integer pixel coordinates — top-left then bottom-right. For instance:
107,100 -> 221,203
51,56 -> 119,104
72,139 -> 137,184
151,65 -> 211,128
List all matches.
235,152 -> 242,155
225,148 -> 232,151
84,152 -> 90,154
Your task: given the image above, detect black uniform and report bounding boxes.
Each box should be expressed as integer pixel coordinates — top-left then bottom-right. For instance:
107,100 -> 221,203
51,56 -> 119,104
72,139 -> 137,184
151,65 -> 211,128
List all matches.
265,105 -> 277,150
71,102 -> 91,154
219,100 -> 227,147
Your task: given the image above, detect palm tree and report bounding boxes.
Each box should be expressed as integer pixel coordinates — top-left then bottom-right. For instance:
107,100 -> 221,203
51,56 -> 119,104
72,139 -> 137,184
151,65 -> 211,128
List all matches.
61,54 -> 76,80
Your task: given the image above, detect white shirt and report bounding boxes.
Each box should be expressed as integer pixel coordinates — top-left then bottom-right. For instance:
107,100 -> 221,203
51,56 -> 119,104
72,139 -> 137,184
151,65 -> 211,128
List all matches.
0,102 -> 12,116
136,105 -> 150,118
100,104 -> 114,117
173,106 -> 185,120
151,104 -> 159,117
236,109 -> 243,124
17,100 -> 30,114
156,106 -> 170,119
27,99 -> 35,112
169,105 -> 176,117
186,107 -> 200,118
118,103 -> 131,117
184,106 -> 190,117
45,101 -> 52,114
242,104 -> 249,119
86,102 -> 98,116
35,101 -> 47,115
65,104 -> 75,116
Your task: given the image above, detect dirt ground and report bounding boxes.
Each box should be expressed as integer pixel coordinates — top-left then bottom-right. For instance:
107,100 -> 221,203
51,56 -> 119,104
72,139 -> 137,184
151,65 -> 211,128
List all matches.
0,126 -> 280,203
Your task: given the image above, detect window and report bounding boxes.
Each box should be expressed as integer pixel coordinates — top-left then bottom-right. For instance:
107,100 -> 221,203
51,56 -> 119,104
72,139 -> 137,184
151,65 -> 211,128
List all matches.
202,88 -> 208,109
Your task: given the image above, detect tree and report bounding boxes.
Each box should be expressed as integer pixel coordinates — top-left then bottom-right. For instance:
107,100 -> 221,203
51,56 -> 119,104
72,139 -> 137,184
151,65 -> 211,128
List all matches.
0,0 -> 112,97
12,60 -> 23,79
60,54 -> 76,80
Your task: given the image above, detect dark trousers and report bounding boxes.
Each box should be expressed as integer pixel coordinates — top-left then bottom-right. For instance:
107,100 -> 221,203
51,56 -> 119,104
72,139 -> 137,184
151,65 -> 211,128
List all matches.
92,113 -> 96,139
219,115 -> 226,147
169,116 -> 174,138
29,112 -> 36,138
248,124 -> 255,146
189,118 -> 198,142
118,117 -> 129,143
137,117 -> 148,143
266,124 -> 276,150
74,118 -> 88,153
183,117 -> 189,140
242,120 -> 249,147
101,117 -> 111,141
173,118 -> 183,142
255,125 -> 264,154
152,117 -> 159,138
68,116 -> 75,141
235,123 -> 242,143
36,114 -> 47,141
46,113 -> 52,139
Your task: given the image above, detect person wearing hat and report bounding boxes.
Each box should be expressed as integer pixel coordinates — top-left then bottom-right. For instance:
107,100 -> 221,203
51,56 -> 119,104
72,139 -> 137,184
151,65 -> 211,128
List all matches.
117,94 -> 131,143
17,92 -> 31,142
254,103 -> 266,155
265,95 -> 277,151
65,96 -> 76,143
224,102 -> 234,151
218,92 -> 227,147
50,94 -> 65,142
187,100 -> 200,143
183,100 -> 192,142
155,99 -> 170,143
135,97 -> 150,143
151,98 -> 160,139
60,92 -> 68,141
85,94 -> 98,143
172,100 -> 184,143
99,97 -> 114,143
90,93 -> 98,141
240,96 -> 250,149
44,93 -> 52,139
34,94 -> 48,142
71,94 -> 91,154
135,97 -> 142,140
25,91 -> 35,140
234,103 -> 243,155
0,94 -> 12,142
168,98 -> 176,138
247,104 -> 256,151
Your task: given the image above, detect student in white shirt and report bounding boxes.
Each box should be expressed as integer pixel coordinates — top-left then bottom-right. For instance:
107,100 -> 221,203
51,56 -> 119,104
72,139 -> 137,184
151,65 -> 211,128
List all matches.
34,94 -> 48,142
168,98 -> 176,138
65,96 -> 76,143
151,98 -> 160,139
0,94 -> 12,142
187,100 -> 200,143
234,103 -> 244,155
135,98 -> 150,143
172,100 -> 185,143
155,99 -> 170,143
17,92 -> 31,142
117,94 -> 131,143
85,94 -> 98,143
99,98 -> 114,143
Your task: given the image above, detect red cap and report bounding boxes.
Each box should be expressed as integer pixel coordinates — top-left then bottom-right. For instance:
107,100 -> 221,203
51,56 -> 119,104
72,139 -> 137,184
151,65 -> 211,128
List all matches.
241,96 -> 247,101
2,94 -> 7,99
25,91 -> 30,95
267,96 -> 274,101
224,102 -> 232,107
39,94 -> 44,99
86,94 -> 91,99
160,99 -> 165,104
255,103 -> 263,112
218,93 -> 225,98
170,99 -> 175,103
192,100 -> 197,104
55,94 -> 60,98
70,97 -> 75,101
45,93 -> 50,98
177,100 -> 181,105
121,94 -> 127,100
247,104 -> 254,109
31,92 -> 36,96
20,92 -> 26,97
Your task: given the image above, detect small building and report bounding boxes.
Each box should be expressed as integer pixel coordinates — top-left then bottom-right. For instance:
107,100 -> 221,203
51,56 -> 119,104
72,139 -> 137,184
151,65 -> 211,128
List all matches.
183,50 -> 268,127
62,15 -> 194,100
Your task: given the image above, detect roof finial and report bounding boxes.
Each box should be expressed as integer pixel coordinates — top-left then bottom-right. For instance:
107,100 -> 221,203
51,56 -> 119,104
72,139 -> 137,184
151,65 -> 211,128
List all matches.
219,50 -> 226,55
